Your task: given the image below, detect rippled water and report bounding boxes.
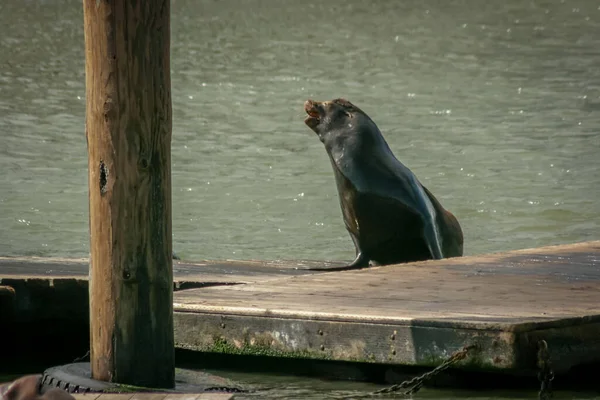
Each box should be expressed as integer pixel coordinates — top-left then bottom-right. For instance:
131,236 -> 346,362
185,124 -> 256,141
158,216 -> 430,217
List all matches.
1,0 -> 599,262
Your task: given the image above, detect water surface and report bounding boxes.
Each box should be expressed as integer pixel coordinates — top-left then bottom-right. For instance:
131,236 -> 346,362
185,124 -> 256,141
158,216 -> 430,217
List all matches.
1,0 -> 599,262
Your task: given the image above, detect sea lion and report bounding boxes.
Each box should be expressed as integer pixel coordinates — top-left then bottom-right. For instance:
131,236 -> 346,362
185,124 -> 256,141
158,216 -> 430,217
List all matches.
304,98 -> 463,270
0,375 -> 74,400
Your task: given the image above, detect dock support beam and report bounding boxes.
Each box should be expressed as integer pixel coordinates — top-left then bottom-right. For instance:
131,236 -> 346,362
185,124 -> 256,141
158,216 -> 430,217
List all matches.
83,0 -> 174,388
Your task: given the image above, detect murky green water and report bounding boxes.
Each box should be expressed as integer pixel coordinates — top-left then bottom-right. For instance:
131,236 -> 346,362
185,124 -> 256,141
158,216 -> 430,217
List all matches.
200,367 -> 599,399
1,0 -> 599,261
0,0 -> 599,397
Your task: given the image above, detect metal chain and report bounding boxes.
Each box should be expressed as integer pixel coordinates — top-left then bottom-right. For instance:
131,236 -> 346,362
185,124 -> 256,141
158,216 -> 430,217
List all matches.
537,340 -> 554,400
371,344 -> 478,397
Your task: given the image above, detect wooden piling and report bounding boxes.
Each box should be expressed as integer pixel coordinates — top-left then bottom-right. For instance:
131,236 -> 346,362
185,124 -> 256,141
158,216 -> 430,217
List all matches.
83,0 -> 174,388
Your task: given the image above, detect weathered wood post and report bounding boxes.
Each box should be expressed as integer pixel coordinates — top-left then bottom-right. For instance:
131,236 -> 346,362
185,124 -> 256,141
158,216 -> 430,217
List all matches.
83,0 -> 175,388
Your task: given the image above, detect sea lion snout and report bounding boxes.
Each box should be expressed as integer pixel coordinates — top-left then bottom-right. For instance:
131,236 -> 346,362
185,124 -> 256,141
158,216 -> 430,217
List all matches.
304,99 -> 322,116
304,99 -> 323,129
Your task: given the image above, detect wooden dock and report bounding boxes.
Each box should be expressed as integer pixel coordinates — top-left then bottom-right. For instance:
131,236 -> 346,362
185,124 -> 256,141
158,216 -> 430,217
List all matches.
0,256 -> 337,287
2,241 -> 600,376
172,241 -> 600,374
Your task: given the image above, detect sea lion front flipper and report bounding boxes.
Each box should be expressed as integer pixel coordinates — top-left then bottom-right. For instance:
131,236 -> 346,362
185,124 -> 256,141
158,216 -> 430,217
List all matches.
358,150 -> 445,260
423,221 -> 443,259
306,251 -> 370,272
406,174 -> 444,259
346,250 -> 370,269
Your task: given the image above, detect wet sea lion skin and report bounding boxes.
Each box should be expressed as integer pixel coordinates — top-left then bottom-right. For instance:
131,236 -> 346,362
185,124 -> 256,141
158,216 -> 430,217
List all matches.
304,98 -> 463,270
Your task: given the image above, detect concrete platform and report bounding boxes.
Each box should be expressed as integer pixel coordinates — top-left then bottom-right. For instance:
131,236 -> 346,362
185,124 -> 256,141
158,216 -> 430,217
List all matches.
0,256 -> 338,288
172,241 -> 600,374
0,257 -> 335,322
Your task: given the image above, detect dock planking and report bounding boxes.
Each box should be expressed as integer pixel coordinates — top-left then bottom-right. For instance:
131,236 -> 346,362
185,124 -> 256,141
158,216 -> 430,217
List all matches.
0,257 -> 340,288
172,241 -> 600,374
0,257 -> 335,325
1,241 -> 599,375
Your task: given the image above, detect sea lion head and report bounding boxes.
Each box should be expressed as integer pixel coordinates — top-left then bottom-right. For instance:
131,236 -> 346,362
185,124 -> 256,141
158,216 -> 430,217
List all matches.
304,98 -> 375,145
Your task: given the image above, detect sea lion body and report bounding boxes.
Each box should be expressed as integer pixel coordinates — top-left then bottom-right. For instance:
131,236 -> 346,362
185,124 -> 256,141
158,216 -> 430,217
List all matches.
304,98 -> 463,270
